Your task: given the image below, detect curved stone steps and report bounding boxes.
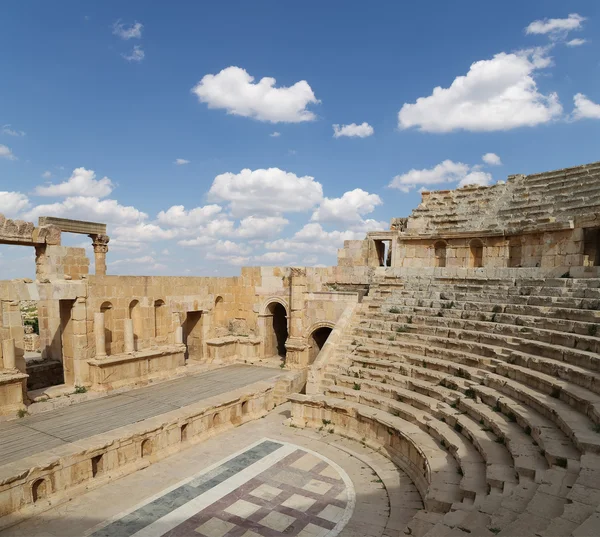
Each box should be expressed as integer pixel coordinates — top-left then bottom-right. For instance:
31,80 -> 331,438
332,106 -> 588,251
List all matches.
350,335 -> 600,456
349,354 -> 580,467
345,365 -> 548,484
353,328 -> 600,425
326,382 -> 489,500
288,394 -> 464,513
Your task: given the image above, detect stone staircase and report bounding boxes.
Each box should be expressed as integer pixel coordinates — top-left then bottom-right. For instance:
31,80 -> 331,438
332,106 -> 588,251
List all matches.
289,276 -> 600,536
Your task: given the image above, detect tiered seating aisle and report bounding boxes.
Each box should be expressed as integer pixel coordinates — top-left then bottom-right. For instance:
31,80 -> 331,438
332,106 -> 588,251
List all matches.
290,276 -> 600,536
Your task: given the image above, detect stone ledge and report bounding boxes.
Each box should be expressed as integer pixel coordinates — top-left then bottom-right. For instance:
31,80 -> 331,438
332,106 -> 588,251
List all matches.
87,344 -> 186,366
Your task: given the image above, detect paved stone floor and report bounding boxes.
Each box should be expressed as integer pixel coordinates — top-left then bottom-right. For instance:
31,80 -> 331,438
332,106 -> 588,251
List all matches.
0,404 -> 422,537
0,365 -> 280,465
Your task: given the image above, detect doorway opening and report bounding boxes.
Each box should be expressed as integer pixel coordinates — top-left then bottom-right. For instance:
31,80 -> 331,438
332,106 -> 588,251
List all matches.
434,241 -> 447,268
308,326 -> 333,365
266,302 -> 288,358
469,239 -> 484,268
59,299 -> 75,385
374,240 -> 392,267
183,311 -> 203,361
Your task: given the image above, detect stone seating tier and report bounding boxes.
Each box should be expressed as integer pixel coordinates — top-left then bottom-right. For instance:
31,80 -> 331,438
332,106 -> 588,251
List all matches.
291,275 -> 600,536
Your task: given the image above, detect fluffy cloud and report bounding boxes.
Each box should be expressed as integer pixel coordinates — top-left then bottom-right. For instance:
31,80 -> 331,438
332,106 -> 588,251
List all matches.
205,253 -> 250,266
398,50 -> 562,132
253,251 -> 297,264
311,189 -> 382,225
41,171 -> 52,179
191,66 -> 319,123
265,223 -> 366,255
525,13 -> 585,37
208,167 -> 323,217
571,93 -> 600,120
270,132 -> 281,137
26,197 -> 147,224
390,160 -> 470,192
0,144 -> 16,160
457,171 -> 493,188
157,204 -> 223,227
2,125 -> 25,137
174,158 -> 190,165
35,167 -> 114,198
112,20 -> 143,40
112,222 -> 177,244
213,240 -> 252,256
235,215 -> 289,239
482,153 -> 502,166
332,122 -> 374,138
0,192 -> 30,216
122,45 -> 144,62
566,38 -> 587,47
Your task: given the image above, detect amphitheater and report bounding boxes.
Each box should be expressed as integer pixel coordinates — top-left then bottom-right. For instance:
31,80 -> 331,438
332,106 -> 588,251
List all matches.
1,160 -> 600,537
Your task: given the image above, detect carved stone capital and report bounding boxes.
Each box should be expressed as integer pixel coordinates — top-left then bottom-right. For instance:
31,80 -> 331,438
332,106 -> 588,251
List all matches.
90,234 -> 110,254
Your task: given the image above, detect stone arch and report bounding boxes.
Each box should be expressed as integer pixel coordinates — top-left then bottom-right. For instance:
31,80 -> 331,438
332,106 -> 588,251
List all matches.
128,300 -> 142,350
260,297 -> 289,316
306,322 -> 335,365
154,299 -> 167,338
31,478 -> 49,503
433,240 -> 447,268
469,239 -> 484,268
262,299 -> 289,359
100,301 -> 113,355
141,438 -> 153,458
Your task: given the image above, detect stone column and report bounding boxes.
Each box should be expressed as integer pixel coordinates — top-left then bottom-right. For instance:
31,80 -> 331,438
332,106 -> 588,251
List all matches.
89,234 -> 110,276
124,319 -> 135,353
1,338 -> 16,370
94,312 -> 106,358
285,268 -> 309,368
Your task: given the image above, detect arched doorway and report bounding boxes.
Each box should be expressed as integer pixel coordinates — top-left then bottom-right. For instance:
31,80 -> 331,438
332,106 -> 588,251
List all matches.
308,326 -> 333,364
469,239 -> 484,268
265,302 -> 288,358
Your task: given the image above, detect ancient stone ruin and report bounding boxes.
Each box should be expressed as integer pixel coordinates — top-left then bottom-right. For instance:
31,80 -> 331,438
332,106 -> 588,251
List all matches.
1,160 -> 600,536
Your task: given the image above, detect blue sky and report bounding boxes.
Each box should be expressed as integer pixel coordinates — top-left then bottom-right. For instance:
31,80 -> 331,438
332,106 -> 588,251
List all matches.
1,1 -> 599,278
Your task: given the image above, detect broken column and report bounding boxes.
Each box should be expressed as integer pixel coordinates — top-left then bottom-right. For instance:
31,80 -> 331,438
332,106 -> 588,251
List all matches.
285,268 -> 309,368
124,319 -> 135,353
1,338 -> 16,370
90,234 -> 110,276
94,312 -> 106,358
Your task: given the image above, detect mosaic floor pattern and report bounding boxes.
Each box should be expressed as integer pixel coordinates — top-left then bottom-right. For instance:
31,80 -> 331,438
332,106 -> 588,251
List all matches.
86,439 -> 355,537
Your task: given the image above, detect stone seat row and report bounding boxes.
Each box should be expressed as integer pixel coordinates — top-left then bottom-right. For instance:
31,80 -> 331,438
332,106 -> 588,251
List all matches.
351,328 -> 600,449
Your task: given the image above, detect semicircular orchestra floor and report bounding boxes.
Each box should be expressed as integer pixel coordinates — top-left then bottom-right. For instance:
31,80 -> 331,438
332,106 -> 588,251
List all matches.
0,405 -> 422,537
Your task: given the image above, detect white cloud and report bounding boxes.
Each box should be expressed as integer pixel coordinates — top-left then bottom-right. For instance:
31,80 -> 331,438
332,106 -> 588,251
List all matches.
566,38 -> 588,47
398,50 -> 562,132
213,240 -> 252,256
41,171 -> 52,179
482,153 -> 502,166
157,204 -> 223,227
311,189 -> 382,225
270,131 -> 281,137
0,144 -> 16,160
26,197 -> 147,224
349,218 -> 388,233
253,251 -> 297,264
174,158 -> 190,165
35,167 -> 114,197
112,222 -> 177,244
0,192 -> 30,216
205,253 -> 250,266
265,223 -> 366,255
112,20 -> 143,40
235,215 -> 289,239
332,122 -> 374,138
122,45 -> 144,62
208,167 -> 323,217
110,255 -> 156,266
390,160 -> 470,192
525,13 -> 585,37
457,171 -> 493,188
571,93 -> 600,120
191,66 -> 319,123
2,125 -> 25,137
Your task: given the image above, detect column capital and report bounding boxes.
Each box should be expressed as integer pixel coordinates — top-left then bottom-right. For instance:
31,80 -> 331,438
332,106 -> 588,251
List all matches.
89,234 -> 110,254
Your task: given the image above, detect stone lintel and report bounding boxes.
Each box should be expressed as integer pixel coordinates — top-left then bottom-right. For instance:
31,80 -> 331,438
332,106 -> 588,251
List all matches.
38,216 -> 107,236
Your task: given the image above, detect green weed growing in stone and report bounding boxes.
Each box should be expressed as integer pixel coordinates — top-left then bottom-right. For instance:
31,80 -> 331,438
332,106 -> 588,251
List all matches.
17,408 -> 28,418
389,307 -> 401,314
74,385 -> 87,394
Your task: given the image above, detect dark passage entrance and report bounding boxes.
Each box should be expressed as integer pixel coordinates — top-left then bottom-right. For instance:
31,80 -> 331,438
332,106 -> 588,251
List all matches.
183,311 -> 203,361
308,327 -> 333,364
266,303 -> 288,358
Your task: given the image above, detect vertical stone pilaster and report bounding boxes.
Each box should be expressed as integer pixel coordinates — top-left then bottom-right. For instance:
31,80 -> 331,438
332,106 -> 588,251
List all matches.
94,312 -> 106,358
89,234 -> 110,276
124,319 -> 135,353
285,268 -> 309,369
1,339 -> 16,370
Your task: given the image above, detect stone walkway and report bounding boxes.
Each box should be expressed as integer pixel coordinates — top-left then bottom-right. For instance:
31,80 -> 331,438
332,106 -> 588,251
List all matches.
0,404 -> 421,537
0,365 -> 280,465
